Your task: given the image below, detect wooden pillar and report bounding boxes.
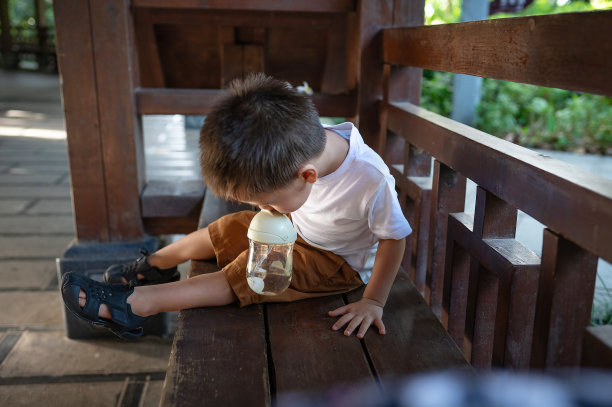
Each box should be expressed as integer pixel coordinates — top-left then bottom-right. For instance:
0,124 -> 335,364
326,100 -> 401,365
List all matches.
54,0 -> 144,242
358,0 -> 424,153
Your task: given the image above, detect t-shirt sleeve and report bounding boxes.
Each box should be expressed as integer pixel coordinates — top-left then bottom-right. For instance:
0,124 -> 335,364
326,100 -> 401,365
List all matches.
367,176 -> 412,240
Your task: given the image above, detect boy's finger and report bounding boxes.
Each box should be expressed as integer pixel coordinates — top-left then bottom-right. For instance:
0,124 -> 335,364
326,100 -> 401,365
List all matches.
344,316 -> 364,337
328,305 -> 348,317
332,313 -> 354,331
373,318 -> 386,335
356,317 -> 373,338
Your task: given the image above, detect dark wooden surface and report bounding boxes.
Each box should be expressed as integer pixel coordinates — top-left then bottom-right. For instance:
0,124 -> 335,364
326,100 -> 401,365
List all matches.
161,265 -> 469,406
387,101 -> 612,265
383,11 -> 612,97
54,0 -> 111,241
582,326 -> 612,369
135,88 -> 358,118
133,0 -> 356,12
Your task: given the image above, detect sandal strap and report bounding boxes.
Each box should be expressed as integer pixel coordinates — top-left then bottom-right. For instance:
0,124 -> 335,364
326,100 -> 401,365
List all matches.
62,273 -> 148,333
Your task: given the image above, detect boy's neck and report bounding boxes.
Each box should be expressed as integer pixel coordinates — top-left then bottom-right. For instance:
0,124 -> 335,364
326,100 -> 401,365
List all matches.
310,129 -> 350,178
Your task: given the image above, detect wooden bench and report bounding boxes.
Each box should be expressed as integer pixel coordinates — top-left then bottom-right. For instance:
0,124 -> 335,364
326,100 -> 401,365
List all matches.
51,0 -> 612,403
160,262 -> 470,406
159,9 -> 612,405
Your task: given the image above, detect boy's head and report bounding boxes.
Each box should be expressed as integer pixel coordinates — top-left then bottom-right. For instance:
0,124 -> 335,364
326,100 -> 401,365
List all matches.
199,73 -> 325,206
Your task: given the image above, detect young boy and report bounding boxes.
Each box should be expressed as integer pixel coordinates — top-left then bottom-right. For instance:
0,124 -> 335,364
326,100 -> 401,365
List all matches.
61,74 -> 412,340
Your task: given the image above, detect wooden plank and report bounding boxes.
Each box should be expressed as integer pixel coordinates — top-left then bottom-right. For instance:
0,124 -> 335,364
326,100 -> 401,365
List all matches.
136,88 -> 358,117
446,212 -> 540,368
347,270 -> 470,383
145,9 -> 339,28
504,260 -> 539,368
161,260 -> 270,406
320,17 -> 349,94
388,0 -> 424,105
161,304 -> 269,407
383,11 -> 612,96
356,0 -> 393,149
582,325 -> 612,369
426,160 -> 466,318
141,180 -> 205,218
471,267 -> 498,369
390,168 -> 432,294
155,24 -> 222,89
143,215 -> 201,236
136,88 -> 225,115
531,229 -> 598,368
53,0 -> 110,241
358,0 -> 425,151
473,188 -> 516,239
133,8 -> 165,87
89,0 -> 144,240
267,294 -> 375,401
133,0 -> 357,13
387,101 -> 612,263
446,238 -> 470,352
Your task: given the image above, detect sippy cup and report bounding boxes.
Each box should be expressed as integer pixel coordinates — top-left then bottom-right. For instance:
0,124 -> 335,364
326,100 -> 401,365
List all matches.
246,210 -> 297,295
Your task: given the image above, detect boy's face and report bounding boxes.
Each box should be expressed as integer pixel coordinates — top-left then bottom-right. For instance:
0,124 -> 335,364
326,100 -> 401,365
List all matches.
241,167 -> 316,214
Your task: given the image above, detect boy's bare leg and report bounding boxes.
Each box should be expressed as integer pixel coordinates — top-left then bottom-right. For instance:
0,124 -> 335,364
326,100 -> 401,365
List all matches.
147,227 -> 216,269
79,271 -> 236,318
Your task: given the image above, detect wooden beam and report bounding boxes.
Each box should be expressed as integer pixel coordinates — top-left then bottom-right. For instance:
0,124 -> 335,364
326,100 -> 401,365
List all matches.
136,88 -> 358,117
387,101 -> 612,263
133,0 -> 356,12
358,0 -> 424,152
53,0 -> 110,241
89,0 -> 145,240
383,11 -> 612,96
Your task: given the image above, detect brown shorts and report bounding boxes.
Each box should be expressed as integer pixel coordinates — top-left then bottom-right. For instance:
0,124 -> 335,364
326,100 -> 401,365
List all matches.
208,211 -> 364,307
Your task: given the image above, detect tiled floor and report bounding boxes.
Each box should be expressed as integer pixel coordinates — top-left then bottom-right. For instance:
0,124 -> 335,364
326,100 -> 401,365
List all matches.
0,70 -> 180,406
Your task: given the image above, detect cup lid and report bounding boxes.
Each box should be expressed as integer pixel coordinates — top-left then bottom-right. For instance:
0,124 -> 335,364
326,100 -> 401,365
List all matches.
247,210 -> 297,244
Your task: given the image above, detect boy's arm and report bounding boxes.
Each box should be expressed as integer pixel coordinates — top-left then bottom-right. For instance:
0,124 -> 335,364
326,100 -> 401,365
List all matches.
328,237 -> 405,338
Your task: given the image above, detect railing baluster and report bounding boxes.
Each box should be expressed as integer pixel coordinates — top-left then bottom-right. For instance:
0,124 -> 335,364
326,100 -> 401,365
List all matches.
531,229 -> 598,368
427,160 -> 466,318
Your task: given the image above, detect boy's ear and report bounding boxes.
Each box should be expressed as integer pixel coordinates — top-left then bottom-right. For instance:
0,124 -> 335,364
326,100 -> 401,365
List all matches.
298,165 -> 317,184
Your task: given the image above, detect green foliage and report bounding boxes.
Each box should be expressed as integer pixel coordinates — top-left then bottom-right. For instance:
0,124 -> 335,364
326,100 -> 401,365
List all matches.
422,72 -> 612,154
420,1 -> 612,155
473,80 -> 612,154
425,0 -> 462,25
592,274 -> 612,326
491,0 -> 612,19
420,70 -> 454,116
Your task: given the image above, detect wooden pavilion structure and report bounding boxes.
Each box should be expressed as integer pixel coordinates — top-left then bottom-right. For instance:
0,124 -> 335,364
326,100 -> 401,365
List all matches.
52,1 -> 612,403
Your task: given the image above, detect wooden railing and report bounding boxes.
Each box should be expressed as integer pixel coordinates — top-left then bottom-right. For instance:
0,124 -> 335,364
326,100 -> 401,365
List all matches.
379,10 -> 612,369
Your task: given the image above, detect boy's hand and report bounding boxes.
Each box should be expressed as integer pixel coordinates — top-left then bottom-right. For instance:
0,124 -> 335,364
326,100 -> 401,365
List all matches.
328,298 -> 385,338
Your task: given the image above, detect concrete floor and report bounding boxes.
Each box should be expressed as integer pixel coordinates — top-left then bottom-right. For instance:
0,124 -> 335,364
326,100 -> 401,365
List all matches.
0,68 -> 611,405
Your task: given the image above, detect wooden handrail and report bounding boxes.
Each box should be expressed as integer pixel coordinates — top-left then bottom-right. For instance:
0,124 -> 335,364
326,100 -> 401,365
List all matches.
386,100 -> 612,264
382,11 -> 612,96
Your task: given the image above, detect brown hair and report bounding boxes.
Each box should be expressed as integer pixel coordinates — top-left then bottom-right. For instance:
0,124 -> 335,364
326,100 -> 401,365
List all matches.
199,73 -> 325,200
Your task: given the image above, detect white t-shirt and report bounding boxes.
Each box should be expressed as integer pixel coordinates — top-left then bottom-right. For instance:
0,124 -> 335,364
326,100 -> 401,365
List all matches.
291,122 -> 412,283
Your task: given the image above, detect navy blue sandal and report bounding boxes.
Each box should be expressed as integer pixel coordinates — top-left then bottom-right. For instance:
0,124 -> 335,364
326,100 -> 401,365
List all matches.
61,272 -> 149,339
103,249 -> 180,286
